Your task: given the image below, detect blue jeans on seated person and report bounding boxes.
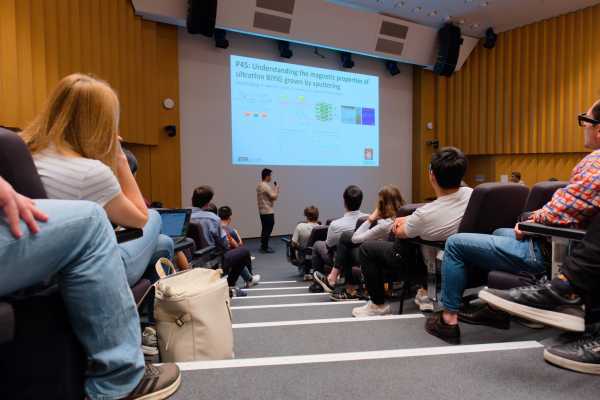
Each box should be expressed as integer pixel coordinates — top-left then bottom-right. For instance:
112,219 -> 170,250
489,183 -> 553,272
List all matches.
441,228 -> 547,312
119,209 -> 174,286
0,200 -> 144,400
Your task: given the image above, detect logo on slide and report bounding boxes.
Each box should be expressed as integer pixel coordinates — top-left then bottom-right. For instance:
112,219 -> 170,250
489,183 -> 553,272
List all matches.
341,106 -> 376,126
315,103 -> 334,122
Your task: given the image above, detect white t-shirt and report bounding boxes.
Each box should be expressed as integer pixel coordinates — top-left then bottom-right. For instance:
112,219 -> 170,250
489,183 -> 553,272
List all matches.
292,221 -> 319,248
404,187 -> 473,241
34,148 -> 121,206
351,218 -> 394,244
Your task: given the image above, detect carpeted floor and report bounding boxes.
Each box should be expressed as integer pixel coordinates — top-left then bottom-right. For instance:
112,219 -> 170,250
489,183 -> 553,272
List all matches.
171,238 -> 600,400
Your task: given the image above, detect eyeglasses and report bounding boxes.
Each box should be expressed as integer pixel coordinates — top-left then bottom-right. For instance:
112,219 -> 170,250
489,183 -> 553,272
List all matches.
578,113 -> 600,127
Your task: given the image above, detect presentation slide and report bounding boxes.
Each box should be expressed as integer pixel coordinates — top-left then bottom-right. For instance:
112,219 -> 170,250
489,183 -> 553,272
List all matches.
230,55 -> 379,167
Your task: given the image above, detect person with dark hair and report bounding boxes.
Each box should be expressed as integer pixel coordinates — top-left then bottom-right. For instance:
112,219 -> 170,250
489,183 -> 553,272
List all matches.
122,148 -> 138,176
509,171 -> 525,185
353,147 -> 472,317
426,101 -> 600,345
292,206 -> 320,248
257,168 -> 279,253
315,185 -> 405,301
218,205 -> 261,288
308,185 -> 367,289
190,186 -> 249,296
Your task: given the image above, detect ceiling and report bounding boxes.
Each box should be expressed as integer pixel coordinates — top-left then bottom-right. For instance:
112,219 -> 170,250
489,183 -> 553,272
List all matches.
328,0 -> 600,37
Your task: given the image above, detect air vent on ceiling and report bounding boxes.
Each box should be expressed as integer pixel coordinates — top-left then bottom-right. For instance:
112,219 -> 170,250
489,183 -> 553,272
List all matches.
379,21 -> 408,39
253,12 -> 292,34
256,0 -> 295,14
375,38 -> 404,56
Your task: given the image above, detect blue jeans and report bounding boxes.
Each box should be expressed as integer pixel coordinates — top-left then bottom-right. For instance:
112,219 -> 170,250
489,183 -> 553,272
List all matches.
441,228 -> 547,312
119,209 -> 174,286
0,200 -> 144,399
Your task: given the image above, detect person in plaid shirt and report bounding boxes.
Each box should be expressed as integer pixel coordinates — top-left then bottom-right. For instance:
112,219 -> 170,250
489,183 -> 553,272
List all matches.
425,100 -> 600,348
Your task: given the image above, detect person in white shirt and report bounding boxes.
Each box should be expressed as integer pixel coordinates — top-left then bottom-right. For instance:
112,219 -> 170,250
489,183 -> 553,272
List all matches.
256,168 -> 279,253
314,185 -> 405,299
352,147 -> 473,317
308,185 -> 367,291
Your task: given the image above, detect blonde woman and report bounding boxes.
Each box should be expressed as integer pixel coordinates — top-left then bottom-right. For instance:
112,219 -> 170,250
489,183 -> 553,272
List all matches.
21,73 -> 173,286
314,185 -> 405,300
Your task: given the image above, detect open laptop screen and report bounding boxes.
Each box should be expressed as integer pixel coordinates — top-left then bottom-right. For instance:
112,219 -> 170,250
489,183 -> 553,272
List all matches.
158,209 -> 191,238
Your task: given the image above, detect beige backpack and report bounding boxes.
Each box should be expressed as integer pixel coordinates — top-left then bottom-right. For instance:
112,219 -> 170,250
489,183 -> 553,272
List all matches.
152,258 -> 234,362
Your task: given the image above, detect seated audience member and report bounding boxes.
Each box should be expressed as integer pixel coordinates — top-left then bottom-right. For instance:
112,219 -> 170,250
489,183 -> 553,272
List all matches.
510,171 -> 526,185
21,73 -> 173,287
425,101 -> 600,344
314,185 -> 405,300
191,186 -> 250,295
480,214 -> 600,374
353,147 -> 472,317
219,205 -> 260,288
291,205 -> 320,273
308,185 -> 367,291
0,177 -> 181,399
206,202 -> 218,215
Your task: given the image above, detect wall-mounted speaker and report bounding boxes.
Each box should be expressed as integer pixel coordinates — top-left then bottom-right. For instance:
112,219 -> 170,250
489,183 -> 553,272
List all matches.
433,23 -> 462,77
187,0 -> 217,37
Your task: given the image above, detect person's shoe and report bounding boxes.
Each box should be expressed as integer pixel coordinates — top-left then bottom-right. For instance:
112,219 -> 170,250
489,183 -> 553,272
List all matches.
458,303 -> 511,330
352,301 -> 391,317
414,288 -> 434,312
478,281 -> 584,332
142,327 -> 159,362
245,274 -> 261,288
259,247 -> 275,254
123,362 -> 181,400
329,286 -> 364,302
303,273 -> 314,282
229,287 -> 247,297
308,281 -> 324,293
544,332 -> 600,375
513,317 -> 545,329
425,311 -> 461,345
313,271 -> 335,293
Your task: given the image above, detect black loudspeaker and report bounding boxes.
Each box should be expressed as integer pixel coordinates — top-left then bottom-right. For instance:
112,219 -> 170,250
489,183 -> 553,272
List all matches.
483,27 -> 498,49
433,23 -> 462,77
187,0 -> 217,37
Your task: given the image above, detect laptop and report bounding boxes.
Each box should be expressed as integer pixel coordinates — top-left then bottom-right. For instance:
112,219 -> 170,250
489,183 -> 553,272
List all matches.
157,209 -> 192,244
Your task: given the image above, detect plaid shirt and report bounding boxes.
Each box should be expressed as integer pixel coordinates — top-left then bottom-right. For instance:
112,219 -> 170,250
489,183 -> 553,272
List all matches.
532,149 -> 600,228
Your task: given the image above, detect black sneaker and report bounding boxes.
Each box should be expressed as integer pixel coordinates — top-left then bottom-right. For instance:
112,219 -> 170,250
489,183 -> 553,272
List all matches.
425,311 -> 461,345
124,362 -> 181,399
313,271 -> 335,293
544,331 -> 600,375
458,303 -> 510,330
329,286 -> 366,302
308,282 -> 324,293
478,281 -> 584,332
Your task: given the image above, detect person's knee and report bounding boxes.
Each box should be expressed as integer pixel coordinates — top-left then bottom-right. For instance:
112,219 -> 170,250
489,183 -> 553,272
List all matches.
156,234 -> 175,259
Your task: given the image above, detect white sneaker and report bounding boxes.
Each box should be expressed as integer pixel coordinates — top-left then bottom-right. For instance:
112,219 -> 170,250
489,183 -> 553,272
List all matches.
352,301 -> 392,317
245,274 -> 261,288
414,288 -> 434,312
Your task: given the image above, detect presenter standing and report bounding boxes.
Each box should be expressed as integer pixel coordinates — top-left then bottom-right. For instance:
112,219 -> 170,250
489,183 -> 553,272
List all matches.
257,168 -> 279,253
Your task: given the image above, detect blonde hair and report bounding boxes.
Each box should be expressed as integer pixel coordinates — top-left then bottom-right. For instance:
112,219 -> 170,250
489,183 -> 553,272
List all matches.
377,185 -> 405,219
21,73 -> 120,171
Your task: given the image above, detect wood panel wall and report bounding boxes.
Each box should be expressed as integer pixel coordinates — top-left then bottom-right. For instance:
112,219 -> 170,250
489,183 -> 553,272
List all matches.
0,0 -> 181,206
413,4 -> 600,200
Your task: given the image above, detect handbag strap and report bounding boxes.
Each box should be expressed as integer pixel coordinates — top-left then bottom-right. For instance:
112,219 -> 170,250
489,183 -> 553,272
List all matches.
155,257 -> 177,280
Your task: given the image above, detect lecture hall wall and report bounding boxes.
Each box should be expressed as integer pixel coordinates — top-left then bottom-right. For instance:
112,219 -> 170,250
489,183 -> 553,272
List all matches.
0,0 -> 181,207
413,4 -> 599,201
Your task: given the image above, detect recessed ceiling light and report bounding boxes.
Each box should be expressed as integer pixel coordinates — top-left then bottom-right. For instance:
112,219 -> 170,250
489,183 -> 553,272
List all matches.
471,23 -> 480,28
428,10 -> 439,17
412,6 -> 423,13
393,1 -> 405,7
459,19 -> 465,24
481,1 -> 489,6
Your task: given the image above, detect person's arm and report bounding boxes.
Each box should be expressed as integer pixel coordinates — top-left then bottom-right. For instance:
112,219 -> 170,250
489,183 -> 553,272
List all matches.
325,222 -> 338,248
392,217 -> 409,239
0,176 -> 48,238
233,228 -> 243,246
267,184 -> 279,201
291,224 -> 301,246
352,218 -> 393,244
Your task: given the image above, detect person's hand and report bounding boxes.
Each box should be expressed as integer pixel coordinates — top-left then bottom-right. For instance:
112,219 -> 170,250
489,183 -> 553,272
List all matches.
514,222 -> 525,241
0,177 -> 48,238
368,208 -> 380,222
392,217 -> 403,236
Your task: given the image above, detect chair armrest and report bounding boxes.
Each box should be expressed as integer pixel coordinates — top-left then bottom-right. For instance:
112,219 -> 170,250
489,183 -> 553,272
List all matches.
115,228 -> 143,243
518,222 -> 586,241
281,237 -> 291,245
408,238 -> 446,249
193,245 -> 219,257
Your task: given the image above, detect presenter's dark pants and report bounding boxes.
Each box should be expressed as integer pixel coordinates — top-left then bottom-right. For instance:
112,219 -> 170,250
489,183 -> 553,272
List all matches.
260,213 -> 275,251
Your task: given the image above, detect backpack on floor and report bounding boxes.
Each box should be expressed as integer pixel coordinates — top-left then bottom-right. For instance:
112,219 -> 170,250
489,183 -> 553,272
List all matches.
151,259 -> 234,362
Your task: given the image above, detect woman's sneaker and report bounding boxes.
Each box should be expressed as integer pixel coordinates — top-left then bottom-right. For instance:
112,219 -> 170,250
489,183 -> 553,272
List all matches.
352,301 -> 391,317
245,274 -> 261,288
124,362 -> 181,399
414,288 -> 434,312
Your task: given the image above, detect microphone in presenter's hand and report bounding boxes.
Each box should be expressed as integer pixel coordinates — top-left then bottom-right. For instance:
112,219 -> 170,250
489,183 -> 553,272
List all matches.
274,181 -> 278,186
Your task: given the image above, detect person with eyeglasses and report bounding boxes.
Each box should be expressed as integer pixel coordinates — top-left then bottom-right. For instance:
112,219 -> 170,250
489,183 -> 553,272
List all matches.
426,100 -> 600,356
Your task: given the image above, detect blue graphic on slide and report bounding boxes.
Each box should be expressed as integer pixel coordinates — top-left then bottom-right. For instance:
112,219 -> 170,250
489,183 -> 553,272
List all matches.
230,55 -> 379,167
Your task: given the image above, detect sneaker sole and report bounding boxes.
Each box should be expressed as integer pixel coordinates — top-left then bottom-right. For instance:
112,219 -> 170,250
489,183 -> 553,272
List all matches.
478,291 -> 584,332
424,325 -> 461,345
543,349 -> 600,375
352,308 -> 392,318
417,302 -> 435,312
313,274 -> 333,293
141,345 -> 159,356
329,295 -> 359,302
135,372 -> 182,400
